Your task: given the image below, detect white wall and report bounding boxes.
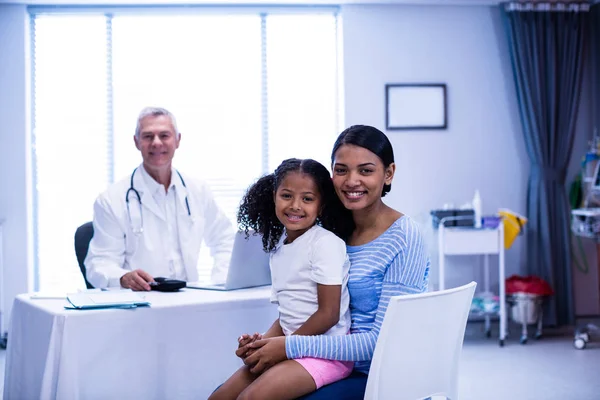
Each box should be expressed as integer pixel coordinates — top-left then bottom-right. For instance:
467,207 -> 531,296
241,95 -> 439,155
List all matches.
0,2 -> 595,331
341,4 -> 528,291
0,4 -> 32,332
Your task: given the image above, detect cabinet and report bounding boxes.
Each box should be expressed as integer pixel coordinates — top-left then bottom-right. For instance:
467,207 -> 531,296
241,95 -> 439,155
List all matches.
438,222 -> 507,346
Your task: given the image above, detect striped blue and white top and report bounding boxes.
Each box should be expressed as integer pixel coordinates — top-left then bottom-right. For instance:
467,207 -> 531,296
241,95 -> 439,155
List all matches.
286,215 -> 430,374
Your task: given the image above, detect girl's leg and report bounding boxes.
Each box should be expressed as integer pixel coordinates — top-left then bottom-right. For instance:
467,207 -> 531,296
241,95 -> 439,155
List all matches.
208,366 -> 258,400
238,360 -> 316,400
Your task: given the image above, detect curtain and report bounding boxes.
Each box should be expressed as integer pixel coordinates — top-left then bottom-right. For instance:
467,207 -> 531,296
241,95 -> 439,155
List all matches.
593,5 -> 600,131
501,2 -> 590,326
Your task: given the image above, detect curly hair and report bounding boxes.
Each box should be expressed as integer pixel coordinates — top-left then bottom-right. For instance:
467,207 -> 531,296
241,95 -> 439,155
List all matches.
237,158 -> 354,252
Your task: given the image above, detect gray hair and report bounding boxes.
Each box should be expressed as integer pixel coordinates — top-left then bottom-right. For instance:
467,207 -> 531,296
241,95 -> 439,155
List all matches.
135,107 -> 179,137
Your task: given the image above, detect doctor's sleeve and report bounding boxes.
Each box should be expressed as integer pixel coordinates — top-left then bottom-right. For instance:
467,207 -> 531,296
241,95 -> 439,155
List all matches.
85,194 -> 130,288
199,181 -> 235,284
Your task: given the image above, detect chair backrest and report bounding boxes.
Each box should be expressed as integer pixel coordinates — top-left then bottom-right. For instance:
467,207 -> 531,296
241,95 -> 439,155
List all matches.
364,281 -> 477,400
74,221 -> 95,289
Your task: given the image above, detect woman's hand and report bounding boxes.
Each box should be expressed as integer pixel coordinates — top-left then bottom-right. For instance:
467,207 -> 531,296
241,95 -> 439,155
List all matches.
242,336 -> 288,374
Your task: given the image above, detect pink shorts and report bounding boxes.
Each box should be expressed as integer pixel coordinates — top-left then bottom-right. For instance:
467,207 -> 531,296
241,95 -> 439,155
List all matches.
294,357 -> 354,389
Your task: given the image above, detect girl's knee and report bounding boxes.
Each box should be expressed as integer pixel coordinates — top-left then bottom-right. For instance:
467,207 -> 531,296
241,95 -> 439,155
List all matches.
237,385 -> 264,400
207,388 -> 227,400
237,385 -> 262,400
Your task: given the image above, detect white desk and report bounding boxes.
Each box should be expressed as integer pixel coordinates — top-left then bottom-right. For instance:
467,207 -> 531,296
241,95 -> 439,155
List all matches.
438,223 -> 507,346
4,286 -> 278,400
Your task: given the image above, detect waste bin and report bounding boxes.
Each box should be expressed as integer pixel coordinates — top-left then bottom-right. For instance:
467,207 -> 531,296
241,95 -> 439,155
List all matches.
505,275 -> 554,344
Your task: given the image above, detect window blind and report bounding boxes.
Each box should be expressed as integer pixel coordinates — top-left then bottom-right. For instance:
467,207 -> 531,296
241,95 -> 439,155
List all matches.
31,10 -> 341,292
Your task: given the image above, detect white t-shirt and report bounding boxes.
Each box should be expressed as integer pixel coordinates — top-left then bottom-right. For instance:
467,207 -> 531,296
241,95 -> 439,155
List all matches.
270,225 -> 351,337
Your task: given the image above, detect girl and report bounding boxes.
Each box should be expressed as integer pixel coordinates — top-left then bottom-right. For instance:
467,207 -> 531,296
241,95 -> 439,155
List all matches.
209,158 -> 355,400
240,125 -> 431,400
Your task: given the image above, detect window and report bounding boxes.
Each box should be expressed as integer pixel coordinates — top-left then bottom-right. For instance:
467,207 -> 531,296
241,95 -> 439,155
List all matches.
31,9 -> 341,292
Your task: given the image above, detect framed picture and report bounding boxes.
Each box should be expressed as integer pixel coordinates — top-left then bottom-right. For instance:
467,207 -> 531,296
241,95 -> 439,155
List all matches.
385,83 -> 447,130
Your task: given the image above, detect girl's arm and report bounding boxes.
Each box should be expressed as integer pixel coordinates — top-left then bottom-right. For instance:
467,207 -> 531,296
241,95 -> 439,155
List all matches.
263,318 -> 285,338
286,228 -> 429,362
286,279 -> 420,361
292,284 -> 342,336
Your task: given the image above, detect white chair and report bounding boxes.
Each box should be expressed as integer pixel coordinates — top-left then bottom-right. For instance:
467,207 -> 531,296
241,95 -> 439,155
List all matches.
364,281 -> 477,400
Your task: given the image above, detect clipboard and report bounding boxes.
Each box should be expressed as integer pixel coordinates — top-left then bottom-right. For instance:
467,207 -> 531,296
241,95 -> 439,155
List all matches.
66,291 -> 151,310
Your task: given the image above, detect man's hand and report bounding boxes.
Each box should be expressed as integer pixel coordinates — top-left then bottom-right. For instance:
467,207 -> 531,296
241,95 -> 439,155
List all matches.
120,269 -> 154,291
236,332 -> 262,359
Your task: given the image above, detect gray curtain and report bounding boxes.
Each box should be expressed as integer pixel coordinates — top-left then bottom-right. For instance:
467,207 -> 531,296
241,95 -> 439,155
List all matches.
593,5 -> 600,132
501,2 -> 590,326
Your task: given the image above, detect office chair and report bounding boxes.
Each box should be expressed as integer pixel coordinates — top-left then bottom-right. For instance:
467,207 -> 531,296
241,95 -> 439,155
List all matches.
74,221 -> 95,289
364,281 -> 477,400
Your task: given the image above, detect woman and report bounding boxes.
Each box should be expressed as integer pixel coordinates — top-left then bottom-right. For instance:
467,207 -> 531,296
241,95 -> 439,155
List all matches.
239,125 -> 430,399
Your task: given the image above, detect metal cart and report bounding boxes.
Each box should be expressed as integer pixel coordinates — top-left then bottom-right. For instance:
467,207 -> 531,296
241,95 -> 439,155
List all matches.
437,215 -> 507,346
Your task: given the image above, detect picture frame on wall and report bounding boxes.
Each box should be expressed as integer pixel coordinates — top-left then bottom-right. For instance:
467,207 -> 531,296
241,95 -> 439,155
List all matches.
385,83 -> 447,130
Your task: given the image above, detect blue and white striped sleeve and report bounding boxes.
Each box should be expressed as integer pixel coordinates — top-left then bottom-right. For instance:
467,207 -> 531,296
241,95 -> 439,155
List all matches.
286,225 -> 429,362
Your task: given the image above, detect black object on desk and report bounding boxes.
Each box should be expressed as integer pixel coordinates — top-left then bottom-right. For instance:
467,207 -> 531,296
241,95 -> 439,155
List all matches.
150,277 -> 187,292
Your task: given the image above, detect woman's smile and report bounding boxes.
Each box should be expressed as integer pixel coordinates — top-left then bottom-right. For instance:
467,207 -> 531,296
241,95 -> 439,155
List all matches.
342,190 -> 367,200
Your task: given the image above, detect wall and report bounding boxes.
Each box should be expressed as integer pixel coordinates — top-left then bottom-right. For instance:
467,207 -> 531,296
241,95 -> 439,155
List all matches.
341,4 -> 598,317
0,2 -> 596,333
0,4 -> 32,332
341,4 -> 528,291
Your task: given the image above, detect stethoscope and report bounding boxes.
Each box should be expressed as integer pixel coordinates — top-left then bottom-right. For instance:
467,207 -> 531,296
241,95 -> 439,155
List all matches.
126,167 -> 192,234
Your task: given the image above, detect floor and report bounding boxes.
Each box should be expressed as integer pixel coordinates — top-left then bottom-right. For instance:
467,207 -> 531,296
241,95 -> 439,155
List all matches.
0,323 -> 598,399
457,321 -> 600,400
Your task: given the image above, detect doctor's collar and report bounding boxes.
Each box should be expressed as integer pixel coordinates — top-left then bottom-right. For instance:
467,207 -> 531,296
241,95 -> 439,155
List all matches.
139,165 -> 178,195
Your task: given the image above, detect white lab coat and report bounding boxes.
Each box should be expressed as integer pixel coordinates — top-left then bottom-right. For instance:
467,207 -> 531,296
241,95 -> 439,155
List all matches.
85,165 -> 234,288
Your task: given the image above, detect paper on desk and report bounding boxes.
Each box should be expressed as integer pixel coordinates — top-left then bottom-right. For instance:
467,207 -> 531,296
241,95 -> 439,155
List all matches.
30,292 -> 67,300
66,291 -> 150,310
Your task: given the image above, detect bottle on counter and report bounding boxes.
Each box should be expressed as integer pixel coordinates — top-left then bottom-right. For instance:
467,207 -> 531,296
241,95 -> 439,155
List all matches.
473,190 -> 482,228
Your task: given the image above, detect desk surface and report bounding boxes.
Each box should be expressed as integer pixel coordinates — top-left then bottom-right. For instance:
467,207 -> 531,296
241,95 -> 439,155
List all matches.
5,286 -> 278,400
22,286 -> 273,315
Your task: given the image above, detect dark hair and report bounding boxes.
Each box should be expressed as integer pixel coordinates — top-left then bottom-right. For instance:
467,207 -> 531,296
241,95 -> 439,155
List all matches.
331,125 -> 395,197
237,158 -> 355,252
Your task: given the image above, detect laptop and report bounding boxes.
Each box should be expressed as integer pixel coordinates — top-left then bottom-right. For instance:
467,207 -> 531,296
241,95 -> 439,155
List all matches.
187,231 -> 271,291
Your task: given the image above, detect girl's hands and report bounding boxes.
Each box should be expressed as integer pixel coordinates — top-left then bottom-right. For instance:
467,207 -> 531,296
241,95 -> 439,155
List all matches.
241,336 -> 287,374
236,332 -> 262,359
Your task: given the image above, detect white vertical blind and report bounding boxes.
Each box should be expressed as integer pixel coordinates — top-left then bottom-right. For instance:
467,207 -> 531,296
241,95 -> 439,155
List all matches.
32,10 -> 341,292
33,15 -> 110,291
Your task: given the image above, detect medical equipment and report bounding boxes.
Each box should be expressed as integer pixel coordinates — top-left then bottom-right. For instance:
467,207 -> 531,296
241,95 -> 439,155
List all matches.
571,162 -> 600,239
573,323 -> 599,350
125,167 -> 192,234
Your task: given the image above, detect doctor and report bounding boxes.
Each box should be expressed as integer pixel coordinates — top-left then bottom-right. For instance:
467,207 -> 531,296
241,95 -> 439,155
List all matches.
85,107 -> 234,291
